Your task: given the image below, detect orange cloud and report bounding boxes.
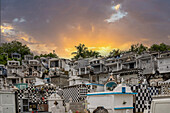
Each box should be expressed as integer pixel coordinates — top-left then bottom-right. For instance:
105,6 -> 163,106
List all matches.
56,24 -> 136,58
114,4 -> 121,11
1,23 -> 59,55
1,23 -> 141,59
1,24 -> 13,33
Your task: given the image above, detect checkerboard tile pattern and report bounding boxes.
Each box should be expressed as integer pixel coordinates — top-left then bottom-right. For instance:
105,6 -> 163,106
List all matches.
79,84 -> 89,101
131,84 -> 159,113
161,83 -> 170,94
63,86 -> 79,103
16,85 -> 56,112
63,84 -> 90,103
62,84 -> 159,113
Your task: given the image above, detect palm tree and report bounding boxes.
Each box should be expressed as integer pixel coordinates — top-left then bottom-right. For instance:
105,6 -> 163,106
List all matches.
138,44 -> 148,54
71,44 -> 88,59
92,51 -> 100,58
71,44 -> 101,59
86,50 -> 100,58
129,43 -> 148,54
109,49 -> 121,58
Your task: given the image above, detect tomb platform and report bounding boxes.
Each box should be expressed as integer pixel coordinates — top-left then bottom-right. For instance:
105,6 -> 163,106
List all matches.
87,81 -> 137,113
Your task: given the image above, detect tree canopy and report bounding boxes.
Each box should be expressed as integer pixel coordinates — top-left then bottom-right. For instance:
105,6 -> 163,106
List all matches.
0,41 -> 32,58
0,55 -> 7,65
71,44 -> 101,60
149,43 -> 170,52
0,41 -> 170,64
108,49 -> 121,58
128,43 -> 148,54
0,41 -> 32,65
0,41 -> 59,65
34,53 -> 58,59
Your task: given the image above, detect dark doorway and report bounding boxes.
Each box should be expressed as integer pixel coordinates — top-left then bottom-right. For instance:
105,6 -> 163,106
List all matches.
129,63 -> 135,69
12,79 -> 16,84
29,68 -> 32,75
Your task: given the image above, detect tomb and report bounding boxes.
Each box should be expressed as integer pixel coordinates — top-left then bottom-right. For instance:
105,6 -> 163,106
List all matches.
48,93 -> 65,113
0,91 -> 16,113
160,79 -> 170,94
131,83 -> 159,112
69,75 -> 89,86
11,53 -> 21,60
16,84 -> 56,113
87,82 -> 136,113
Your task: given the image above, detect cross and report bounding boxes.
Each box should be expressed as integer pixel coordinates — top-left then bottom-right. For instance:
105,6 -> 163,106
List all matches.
83,100 -> 90,112
145,101 -> 150,112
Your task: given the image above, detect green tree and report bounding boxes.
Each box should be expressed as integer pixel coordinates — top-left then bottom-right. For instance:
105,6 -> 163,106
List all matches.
71,44 -> 101,60
34,53 -> 58,59
0,41 -> 32,59
86,50 -> 101,58
0,55 -> 7,65
0,41 -> 32,65
109,49 -> 121,58
129,43 -> 148,54
149,43 -> 170,52
71,44 -> 88,59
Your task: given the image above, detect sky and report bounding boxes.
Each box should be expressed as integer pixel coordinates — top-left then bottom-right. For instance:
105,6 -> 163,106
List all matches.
1,0 -> 170,58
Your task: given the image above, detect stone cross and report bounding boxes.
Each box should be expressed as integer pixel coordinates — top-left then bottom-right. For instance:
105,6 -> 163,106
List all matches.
145,101 -> 149,110
144,101 -> 150,113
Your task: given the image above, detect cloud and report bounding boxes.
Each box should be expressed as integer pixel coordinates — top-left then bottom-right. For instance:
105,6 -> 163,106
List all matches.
105,11 -> 128,23
1,0 -> 170,58
140,38 -> 150,42
46,19 -> 50,23
1,23 -> 58,55
168,35 -> 170,40
113,4 -> 121,11
13,18 -> 19,23
105,3 -> 128,23
19,18 -> 26,22
13,17 -> 26,23
93,46 -> 113,56
1,23 -> 13,33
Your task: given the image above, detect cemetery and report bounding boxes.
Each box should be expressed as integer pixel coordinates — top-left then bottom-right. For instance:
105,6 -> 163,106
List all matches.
0,52 -> 170,113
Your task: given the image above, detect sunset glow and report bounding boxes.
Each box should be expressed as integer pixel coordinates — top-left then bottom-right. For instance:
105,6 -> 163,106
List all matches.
1,0 -> 170,58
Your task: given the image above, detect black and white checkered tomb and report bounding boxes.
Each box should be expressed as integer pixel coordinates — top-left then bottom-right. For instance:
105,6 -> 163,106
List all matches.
16,85 -> 56,112
63,84 -> 90,103
131,84 -> 159,113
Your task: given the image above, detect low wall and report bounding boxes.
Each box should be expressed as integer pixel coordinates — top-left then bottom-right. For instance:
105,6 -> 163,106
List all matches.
70,102 -> 84,113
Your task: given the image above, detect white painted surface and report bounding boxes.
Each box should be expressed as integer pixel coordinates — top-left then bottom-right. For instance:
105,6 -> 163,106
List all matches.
151,96 -> 170,113
34,78 -> 45,86
114,95 -> 133,108
47,93 -> 65,113
0,91 -> 16,113
87,84 -> 134,113
87,95 -> 114,112
69,76 -> 89,86
158,57 -> 170,73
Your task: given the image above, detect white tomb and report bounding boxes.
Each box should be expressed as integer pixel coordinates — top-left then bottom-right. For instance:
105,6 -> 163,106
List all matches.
47,93 -> 65,113
87,82 -> 136,113
68,75 -> 89,86
35,78 -> 45,86
0,91 -> 16,113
